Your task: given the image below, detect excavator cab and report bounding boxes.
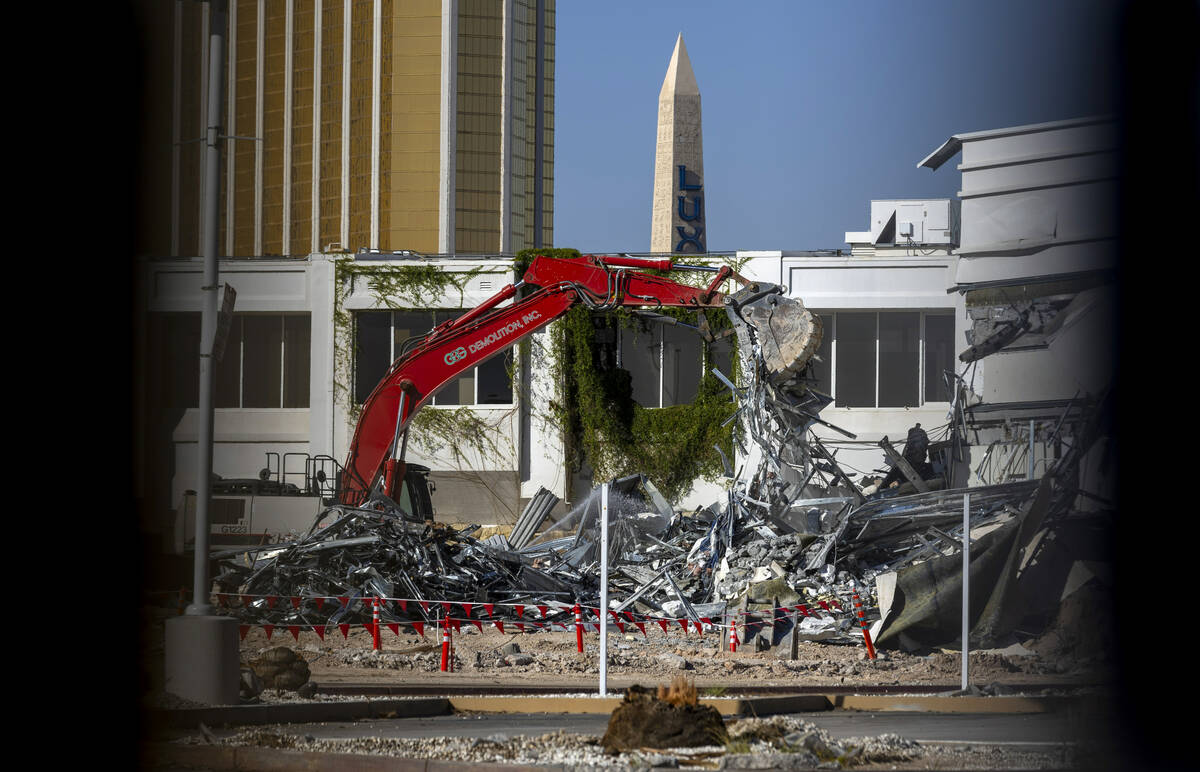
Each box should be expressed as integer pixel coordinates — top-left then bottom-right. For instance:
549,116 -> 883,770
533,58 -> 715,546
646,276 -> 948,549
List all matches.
388,462 -> 436,522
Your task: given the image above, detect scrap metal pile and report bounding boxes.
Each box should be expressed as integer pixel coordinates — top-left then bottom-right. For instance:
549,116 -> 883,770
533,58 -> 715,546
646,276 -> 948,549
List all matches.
216,283 -> 1110,651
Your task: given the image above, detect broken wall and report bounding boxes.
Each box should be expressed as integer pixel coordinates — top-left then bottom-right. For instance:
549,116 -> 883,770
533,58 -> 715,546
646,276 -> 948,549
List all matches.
971,286 -> 1116,406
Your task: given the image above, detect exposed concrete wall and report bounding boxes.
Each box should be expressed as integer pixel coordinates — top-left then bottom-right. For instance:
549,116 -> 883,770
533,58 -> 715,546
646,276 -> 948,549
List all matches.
975,287 -> 1116,405
521,324 -> 568,501
308,255 -> 337,464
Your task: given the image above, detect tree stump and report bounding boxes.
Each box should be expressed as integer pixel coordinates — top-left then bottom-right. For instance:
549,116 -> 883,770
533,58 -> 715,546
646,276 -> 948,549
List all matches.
601,681 -> 727,754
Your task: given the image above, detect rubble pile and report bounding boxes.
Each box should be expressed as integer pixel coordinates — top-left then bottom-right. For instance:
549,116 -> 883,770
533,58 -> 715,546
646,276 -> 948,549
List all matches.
214,283 -> 1112,658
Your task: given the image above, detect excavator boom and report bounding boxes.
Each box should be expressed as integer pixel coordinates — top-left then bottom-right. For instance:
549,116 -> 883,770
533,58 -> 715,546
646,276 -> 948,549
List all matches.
338,254 -> 737,506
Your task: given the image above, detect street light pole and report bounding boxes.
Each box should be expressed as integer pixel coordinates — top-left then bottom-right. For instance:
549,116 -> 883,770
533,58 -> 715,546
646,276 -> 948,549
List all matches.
188,0 -> 228,615
165,0 -> 240,706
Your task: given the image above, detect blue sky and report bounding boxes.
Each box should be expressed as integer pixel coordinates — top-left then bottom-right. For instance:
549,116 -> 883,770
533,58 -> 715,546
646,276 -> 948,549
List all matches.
553,1 -> 1121,253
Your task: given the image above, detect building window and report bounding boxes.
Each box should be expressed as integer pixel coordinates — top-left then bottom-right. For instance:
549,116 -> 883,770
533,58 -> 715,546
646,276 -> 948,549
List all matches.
148,313 -> 201,408
214,314 -> 311,408
149,312 -> 310,409
619,319 -> 733,408
353,310 -> 514,406
811,311 -> 955,407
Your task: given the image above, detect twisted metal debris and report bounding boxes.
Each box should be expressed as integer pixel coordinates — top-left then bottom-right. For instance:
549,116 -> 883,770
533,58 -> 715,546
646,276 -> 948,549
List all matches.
214,283 -> 1104,652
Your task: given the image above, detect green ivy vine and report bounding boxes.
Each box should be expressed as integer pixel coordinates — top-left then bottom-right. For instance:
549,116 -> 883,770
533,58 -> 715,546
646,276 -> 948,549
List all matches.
331,256 -> 495,457
408,407 -> 508,467
516,249 -> 746,502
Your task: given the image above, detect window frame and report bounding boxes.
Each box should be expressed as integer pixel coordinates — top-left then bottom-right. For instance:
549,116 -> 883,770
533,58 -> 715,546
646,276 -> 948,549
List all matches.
817,309 -> 955,408
213,312 -> 312,410
617,322 -> 728,409
353,309 -> 515,409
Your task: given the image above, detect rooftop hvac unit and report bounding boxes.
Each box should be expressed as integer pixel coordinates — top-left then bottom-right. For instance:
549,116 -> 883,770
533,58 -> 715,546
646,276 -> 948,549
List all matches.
864,199 -> 960,246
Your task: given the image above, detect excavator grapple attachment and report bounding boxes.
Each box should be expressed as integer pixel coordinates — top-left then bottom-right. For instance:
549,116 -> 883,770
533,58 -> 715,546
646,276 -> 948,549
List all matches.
726,285 -> 823,384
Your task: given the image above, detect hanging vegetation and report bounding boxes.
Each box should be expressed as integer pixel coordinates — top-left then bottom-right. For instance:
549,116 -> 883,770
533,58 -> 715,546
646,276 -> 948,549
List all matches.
409,406 -> 510,468
516,248 -> 744,502
331,256 -> 497,459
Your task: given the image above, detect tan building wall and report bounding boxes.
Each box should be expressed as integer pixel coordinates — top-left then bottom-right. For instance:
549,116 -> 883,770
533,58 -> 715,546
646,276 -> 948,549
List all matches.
455,0 -> 502,254
390,0 -> 441,253
140,0 -> 553,259
318,0 -> 347,250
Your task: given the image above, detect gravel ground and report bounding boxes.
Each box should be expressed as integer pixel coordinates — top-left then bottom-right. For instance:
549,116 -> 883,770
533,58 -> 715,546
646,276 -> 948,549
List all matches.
143,584 -> 1111,694
142,600 -> 1108,705
211,613 -> 1108,690
168,715 -> 1076,770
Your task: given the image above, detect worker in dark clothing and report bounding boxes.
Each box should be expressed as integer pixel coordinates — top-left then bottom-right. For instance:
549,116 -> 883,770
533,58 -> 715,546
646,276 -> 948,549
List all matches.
881,422 -> 933,489
903,423 -> 929,464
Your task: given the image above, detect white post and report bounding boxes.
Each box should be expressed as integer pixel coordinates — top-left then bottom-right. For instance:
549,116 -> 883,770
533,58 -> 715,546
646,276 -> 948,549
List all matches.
961,491 -> 970,691
599,484 -> 609,696
1028,419 -> 1036,481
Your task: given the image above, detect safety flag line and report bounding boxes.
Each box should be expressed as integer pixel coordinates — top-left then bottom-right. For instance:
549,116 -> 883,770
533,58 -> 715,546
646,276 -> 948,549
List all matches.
207,594 -> 871,639
221,608 -> 868,639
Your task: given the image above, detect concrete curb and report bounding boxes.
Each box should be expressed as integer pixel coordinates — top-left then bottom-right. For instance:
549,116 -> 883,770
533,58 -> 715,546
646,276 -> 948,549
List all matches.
829,694 -> 1069,713
450,695 -> 834,716
151,692 -> 1065,730
153,698 -> 451,729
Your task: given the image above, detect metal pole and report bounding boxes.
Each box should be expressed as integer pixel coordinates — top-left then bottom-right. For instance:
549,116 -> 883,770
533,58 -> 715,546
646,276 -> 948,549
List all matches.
961,491 -> 970,691
189,0 -> 228,616
599,484 -> 609,696
1028,419 -> 1035,481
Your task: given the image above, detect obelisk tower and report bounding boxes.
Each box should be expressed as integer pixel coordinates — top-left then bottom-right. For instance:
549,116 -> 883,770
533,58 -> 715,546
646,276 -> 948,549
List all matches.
651,34 -> 706,253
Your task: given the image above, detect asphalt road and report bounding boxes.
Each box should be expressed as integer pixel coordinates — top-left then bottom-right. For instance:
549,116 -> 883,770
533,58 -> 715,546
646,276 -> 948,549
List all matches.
181,708 -> 1104,751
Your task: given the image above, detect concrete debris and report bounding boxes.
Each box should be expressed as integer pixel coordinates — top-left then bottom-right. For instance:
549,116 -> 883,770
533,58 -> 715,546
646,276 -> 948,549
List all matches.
238,667 -> 262,699
502,653 -> 534,666
656,652 -> 692,670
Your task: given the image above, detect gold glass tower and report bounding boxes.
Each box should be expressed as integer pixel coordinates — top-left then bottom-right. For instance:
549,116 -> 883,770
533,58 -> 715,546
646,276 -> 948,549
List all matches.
138,0 -> 554,257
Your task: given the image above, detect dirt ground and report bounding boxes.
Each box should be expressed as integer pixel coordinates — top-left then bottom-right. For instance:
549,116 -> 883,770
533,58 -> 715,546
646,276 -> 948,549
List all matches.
142,602 -> 1110,695
144,603 -> 1119,770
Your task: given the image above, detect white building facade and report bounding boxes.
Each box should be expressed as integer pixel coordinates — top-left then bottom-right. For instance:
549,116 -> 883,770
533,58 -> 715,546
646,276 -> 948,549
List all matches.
730,198 -> 965,487
138,253 -> 568,535
139,117 -> 1116,536
919,116 -> 1118,492
139,246 -> 963,531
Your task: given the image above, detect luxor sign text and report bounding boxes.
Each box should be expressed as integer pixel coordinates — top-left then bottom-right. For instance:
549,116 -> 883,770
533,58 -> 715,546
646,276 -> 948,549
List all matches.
676,164 -> 705,252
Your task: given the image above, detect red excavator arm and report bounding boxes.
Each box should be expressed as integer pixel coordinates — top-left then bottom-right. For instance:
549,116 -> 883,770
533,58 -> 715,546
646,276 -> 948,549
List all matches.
338,254 -> 746,507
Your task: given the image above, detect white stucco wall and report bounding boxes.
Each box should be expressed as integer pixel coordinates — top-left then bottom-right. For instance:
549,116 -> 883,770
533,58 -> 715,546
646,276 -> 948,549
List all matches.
521,324 -> 568,500
783,253 -> 964,486
942,117 -> 1117,409
974,287 -> 1116,405
329,259 -> 521,470
145,255 -> 543,523
146,258 -> 325,508
144,248 -> 995,522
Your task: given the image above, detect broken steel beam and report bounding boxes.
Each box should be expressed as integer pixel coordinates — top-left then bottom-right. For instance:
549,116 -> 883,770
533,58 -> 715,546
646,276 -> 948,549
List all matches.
878,436 -> 931,493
